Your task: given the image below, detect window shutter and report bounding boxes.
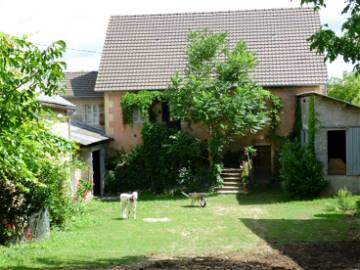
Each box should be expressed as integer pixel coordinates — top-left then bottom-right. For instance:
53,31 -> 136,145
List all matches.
346,128 -> 360,175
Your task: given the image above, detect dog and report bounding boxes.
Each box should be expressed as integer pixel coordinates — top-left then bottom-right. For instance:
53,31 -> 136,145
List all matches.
120,191 -> 138,219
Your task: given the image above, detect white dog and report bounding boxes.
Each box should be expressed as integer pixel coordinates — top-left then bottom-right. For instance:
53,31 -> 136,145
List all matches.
120,191 -> 138,219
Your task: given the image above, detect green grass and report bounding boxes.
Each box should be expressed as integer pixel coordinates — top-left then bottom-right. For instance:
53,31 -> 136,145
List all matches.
1,190 -> 359,269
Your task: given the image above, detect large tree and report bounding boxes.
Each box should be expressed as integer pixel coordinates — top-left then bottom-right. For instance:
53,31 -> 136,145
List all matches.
166,31 -> 281,167
0,33 -> 74,242
300,0 -> 360,73
328,72 -> 360,106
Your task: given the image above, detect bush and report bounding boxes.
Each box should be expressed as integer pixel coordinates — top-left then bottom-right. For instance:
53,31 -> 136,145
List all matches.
104,123 -> 219,194
334,187 -> 358,215
279,141 -> 327,199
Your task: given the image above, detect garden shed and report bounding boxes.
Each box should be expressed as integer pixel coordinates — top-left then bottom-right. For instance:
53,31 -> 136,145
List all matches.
297,92 -> 360,193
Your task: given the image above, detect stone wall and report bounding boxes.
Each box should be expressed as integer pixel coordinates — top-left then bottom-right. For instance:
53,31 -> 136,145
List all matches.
105,86 -> 324,152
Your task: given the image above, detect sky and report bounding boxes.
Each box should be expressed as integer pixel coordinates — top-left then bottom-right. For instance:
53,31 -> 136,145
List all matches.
0,0 -> 353,79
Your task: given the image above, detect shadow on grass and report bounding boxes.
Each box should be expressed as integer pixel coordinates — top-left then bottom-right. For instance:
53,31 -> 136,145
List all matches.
8,255 -> 146,270
181,205 -> 203,208
236,188 -> 288,205
8,255 -> 308,270
240,214 -> 360,269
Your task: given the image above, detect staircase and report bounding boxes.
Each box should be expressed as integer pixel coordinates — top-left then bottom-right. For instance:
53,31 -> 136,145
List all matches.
217,168 -> 247,194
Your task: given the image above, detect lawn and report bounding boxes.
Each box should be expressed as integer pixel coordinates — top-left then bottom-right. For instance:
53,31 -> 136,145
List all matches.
1,190 -> 359,269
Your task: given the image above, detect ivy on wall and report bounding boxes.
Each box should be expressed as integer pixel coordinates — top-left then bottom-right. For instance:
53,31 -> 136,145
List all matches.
307,96 -> 316,152
121,91 -> 164,124
268,95 -> 283,133
290,99 -> 302,141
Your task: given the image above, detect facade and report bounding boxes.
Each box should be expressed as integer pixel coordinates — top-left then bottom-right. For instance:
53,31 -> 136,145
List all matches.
298,92 -> 360,193
38,95 -> 110,197
93,8 -> 328,185
63,71 -> 105,130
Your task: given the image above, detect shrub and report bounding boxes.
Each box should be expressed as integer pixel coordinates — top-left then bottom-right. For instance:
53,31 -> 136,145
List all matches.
334,187 -> 357,215
104,123 -> 219,194
279,140 -> 327,199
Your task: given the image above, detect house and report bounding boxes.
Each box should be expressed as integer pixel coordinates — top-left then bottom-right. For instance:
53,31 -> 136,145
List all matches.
92,8 -> 328,185
38,94 -> 110,197
297,92 -> 360,193
63,71 -> 105,130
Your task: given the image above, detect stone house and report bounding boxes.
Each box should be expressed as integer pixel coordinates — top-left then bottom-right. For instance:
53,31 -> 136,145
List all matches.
93,8 -> 328,183
62,8 -> 360,192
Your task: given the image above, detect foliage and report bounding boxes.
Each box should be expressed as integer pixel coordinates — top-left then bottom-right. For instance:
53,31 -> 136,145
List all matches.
166,30 -> 282,167
307,96 -> 316,152
333,187 -> 358,215
278,140 -> 327,199
104,123 -> 218,194
300,0 -> 360,73
121,91 -> 163,124
328,72 -> 360,106
0,33 -> 76,244
290,99 -> 302,141
77,179 -> 93,199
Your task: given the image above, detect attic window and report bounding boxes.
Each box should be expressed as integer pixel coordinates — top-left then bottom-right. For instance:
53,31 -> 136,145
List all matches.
328,130 -> 346,175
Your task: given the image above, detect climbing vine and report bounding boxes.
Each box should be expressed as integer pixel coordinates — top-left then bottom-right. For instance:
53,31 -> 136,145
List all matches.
268,95 -> 283,133
290,98 -> 302,141
121,91 -> 164,124
307,96 -> 316,152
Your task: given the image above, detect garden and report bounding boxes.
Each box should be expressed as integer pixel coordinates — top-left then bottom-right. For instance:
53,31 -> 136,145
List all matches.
1,191 -> 360,269
1,24 -> 360,269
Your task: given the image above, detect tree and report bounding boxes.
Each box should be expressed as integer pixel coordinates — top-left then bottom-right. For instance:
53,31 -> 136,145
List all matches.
166,31 -> 281,167
300,0 -> 360,73
328,72 -> 360,106
0,33 -> 75,243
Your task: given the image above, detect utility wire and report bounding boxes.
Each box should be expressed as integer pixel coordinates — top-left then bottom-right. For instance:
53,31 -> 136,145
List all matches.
34,42 -> 102,54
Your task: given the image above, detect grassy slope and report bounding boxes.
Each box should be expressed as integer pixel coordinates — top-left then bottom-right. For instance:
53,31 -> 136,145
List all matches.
1,191 -> 359,269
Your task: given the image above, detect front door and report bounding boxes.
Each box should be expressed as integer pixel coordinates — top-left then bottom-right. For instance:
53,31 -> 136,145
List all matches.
253,145 -> 272,186
92,150 -> 101,196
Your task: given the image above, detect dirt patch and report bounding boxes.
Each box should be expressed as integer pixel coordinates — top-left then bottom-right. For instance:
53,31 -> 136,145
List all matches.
93,241 -> 360,270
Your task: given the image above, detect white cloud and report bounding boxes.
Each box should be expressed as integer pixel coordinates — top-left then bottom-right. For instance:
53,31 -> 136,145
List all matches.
0,0 -> 353,78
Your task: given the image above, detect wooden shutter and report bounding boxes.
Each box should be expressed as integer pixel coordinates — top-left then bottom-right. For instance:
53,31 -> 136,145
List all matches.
346,128 -> 360,175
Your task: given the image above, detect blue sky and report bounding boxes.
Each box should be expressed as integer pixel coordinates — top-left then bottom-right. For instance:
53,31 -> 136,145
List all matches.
0,0 -> 353,79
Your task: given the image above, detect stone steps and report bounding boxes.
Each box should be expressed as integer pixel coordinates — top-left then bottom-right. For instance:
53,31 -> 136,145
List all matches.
217,168 -> 248,194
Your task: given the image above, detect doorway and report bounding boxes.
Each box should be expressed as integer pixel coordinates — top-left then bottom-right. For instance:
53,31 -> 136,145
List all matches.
327,130 -> 346,175
253,145 -> 272,186
92,150 -> 101,196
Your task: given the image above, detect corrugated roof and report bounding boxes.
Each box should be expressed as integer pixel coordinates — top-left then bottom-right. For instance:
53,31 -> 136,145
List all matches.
38,94 -> 77,110
70,121 -> 111,146
297,92 -> 360,110
95,8 -> 328,92
64,71 -> 102,97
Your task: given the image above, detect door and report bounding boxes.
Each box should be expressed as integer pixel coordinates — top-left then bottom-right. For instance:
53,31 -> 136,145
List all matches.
253,145 -> 272,186
92,150 -> 101,196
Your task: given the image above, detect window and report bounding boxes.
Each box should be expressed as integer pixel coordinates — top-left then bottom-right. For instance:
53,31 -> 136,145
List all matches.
328,130 -> 346,175
85,104 -> 100,126
132,108 -> 143,124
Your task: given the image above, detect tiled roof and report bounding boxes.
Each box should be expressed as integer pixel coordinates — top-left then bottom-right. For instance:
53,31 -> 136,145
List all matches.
95,8 -> 328,92
64,71 -> 102,97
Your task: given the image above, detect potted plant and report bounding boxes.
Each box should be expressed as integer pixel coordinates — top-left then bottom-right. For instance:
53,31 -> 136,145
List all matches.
77,179 -> 93,201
